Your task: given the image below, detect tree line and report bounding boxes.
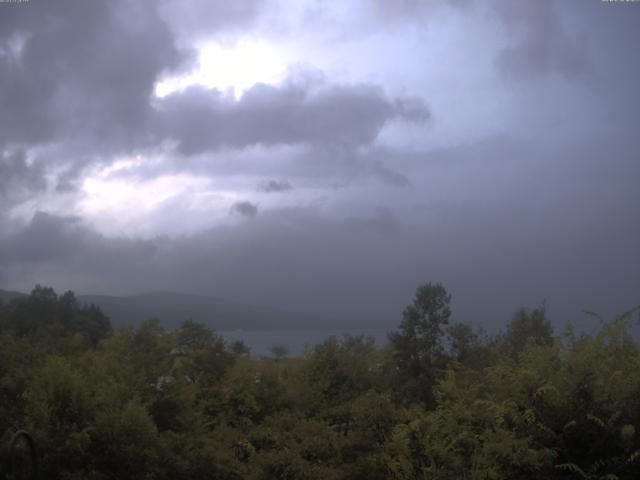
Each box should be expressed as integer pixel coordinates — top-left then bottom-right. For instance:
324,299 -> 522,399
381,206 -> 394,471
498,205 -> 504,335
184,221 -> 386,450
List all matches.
0,283 -> 638,479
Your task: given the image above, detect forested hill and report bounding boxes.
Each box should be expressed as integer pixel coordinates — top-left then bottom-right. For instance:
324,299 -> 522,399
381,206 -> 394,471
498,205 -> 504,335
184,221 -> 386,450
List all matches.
0,288 -> 331,331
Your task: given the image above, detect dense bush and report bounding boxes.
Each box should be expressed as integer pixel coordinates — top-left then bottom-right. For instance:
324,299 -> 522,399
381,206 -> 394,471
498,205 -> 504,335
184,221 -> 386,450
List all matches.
0,284 -> 638,479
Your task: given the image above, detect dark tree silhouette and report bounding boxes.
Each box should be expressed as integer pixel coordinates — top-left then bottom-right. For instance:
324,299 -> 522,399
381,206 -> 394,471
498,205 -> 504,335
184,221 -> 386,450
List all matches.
389,282 -> 451,406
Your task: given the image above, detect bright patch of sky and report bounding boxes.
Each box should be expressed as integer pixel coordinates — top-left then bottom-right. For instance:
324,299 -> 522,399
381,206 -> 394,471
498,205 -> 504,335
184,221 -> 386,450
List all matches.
155,38 -> 291,98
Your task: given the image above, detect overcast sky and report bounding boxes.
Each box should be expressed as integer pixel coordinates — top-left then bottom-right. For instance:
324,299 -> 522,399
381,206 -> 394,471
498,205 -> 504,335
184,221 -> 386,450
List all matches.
0,0 -> 638,329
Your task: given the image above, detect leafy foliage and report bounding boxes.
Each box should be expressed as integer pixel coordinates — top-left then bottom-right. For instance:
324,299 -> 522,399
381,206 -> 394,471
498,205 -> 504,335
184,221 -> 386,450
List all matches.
0,284 -> 638,479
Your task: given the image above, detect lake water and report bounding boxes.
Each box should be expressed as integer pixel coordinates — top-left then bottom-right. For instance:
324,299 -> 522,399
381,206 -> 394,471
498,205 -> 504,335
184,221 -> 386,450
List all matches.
219,328 -> 391,356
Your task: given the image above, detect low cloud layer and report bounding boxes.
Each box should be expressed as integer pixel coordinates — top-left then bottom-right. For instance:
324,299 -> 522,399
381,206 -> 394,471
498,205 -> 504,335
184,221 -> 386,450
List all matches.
1,193 -> 637,328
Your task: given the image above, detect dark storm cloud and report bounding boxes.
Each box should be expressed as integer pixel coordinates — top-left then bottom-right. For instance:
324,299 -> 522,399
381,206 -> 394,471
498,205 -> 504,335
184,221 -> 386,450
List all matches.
0,212 -> 85,264
230,201 -> 259,218
259,180 -> 293,192
0,0 -> 187,152
0,212 -> 160,270
0,0 -> 272,204
157,82 -> 429,154
0,0 -> 271,155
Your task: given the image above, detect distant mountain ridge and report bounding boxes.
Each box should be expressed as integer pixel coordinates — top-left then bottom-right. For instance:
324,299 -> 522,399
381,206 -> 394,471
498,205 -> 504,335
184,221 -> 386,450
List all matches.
0,289 -> 331,331
0,289 -> 26,304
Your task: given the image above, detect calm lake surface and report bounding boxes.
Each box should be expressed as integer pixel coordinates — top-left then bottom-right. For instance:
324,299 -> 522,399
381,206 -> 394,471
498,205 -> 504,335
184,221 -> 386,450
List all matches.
220,328 -> 390,356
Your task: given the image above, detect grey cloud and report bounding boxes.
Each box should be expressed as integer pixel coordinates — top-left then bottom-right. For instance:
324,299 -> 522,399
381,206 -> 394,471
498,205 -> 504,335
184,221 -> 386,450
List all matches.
0,150 -> 46,199
0,0 -> 193,205
0,212 -> 85,264
158,0 -> 264,43
0,0 -> 187,151
493,0 -> 590,80
158,81 -> 429,154
305,0 -> 471,35
361,0 -> 590,80
0,212 -> 159,266
0,0 -> 267,212
370,0 -> 471,22
0,0 -> 432,207
121,141 -> 417,193
230,201 -> 259,218
259,180 -> 293,192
